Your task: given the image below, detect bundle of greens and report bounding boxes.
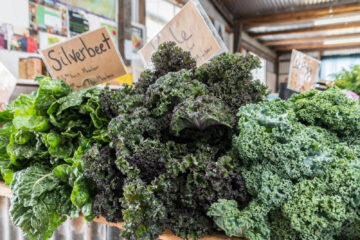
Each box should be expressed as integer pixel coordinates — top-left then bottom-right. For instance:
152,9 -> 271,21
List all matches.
83,41 -> 268,239
208,88 -> 360,239
333,64 -> 360,95
0,76 -> 109,240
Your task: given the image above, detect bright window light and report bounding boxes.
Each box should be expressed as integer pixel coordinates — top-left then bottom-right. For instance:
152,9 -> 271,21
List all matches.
324,37 -> 360,45
314,14 -> 360,26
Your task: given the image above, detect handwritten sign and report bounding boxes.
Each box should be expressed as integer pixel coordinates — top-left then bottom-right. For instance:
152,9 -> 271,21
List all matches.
41,27 -> 127,89
288,49 -> 321,93
140,0 -> 227,67
0,62 -> 16,111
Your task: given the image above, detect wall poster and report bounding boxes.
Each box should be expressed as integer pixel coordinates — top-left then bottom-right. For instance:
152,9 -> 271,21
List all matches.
9,26 -> 39,53
69,8 -> 89,37
56,0 -> 116,20
29,0 -> 68,37
0,23 -> 9,50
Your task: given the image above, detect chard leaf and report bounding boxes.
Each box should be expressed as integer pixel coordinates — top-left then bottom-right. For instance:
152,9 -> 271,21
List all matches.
34,76 -> 73,111
10,166 -> 76,240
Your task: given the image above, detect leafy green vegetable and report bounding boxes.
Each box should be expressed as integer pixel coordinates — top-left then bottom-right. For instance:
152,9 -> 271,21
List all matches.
152,41 -> 196,78
10,166 -> 76,240
0,76 -> 109,239
145,69 -> 207,116
195,53 -> 269,114
83,144 -> 124,222
89,42 -> 267,239
208,87 -> 360,240
333,65 -> 360,95
170,95 -> 234,136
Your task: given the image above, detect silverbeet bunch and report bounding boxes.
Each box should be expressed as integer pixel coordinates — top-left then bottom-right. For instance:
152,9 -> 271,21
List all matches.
84,41 -> 268,239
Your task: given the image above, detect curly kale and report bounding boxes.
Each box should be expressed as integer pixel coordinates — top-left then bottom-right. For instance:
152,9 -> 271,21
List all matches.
134,69 -> 156,94
152,41 -> 196,78
196,53 -> 268,113
124,139 -> 168,184
170,95 -> 234,136
208,87 -> 360,240
145,70 -> 207,116
289,88 -> 360,136
83,144 -> 125,223
90,42 -> 268,239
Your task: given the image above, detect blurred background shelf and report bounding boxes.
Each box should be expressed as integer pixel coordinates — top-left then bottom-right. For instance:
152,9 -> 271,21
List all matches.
16,79 -> 38,86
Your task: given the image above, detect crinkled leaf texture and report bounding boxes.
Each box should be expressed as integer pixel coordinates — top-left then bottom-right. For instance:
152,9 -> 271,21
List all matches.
10,166 -> 76,240
222,87 -> 360,240
170,95 -> 234,136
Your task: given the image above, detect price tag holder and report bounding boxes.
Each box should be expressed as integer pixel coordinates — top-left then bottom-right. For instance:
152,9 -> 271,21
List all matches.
41,27 -> 127,89
288,49 -> 321,93
140,0 -> 227,67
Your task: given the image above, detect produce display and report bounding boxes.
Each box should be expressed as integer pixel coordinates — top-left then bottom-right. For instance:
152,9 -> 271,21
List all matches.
87,41 -> 267,239
0,76 -> 109,238
0,42 -> 360,240
209,88 -> 360,239
333,64 -> 360,95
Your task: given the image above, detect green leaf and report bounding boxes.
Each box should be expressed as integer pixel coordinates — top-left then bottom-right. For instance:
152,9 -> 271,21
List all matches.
10,166 -> 76,240
170,95 -> 234,136
34,76 -> 73,111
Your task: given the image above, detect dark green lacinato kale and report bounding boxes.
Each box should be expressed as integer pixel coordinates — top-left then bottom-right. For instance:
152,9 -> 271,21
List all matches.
208,88 -> 360,240
90,42 -> 268,239
152,41 -> 196,78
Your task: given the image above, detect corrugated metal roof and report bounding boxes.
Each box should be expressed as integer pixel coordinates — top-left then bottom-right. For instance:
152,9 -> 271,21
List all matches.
224,0 -> 360,18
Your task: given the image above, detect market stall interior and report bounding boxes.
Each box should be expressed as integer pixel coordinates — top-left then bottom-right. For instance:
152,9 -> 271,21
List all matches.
2,0 -> 360,240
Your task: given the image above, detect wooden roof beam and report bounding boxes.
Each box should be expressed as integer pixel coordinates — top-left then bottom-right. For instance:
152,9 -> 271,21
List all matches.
264,33 -> 360,46
237,3 -> 360,29
208,0 -> 234,27
251,22 -> 360,39
274,42 -> 360,52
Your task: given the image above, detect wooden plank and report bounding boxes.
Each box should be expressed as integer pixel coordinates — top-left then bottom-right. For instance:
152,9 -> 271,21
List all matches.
251,22 -> 360,39
0,181 -> 243,240
173,0 -> 185,6
274,42 -> 360,51
138,0 -> 146,25
264,33 -> 360,46
233,22 -> 242,53
93,216 -> 124,229
237,3 -> 360,29
118,0 -> 132,66
94,216 -> 242,240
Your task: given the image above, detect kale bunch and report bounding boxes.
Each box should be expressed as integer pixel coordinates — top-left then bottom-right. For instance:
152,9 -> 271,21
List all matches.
209,88 -> 360,239
152,41 -> 196,78
333,64 -> 360,95
195,53 -> 268,114
90,42 -> 268,239
83,144 -> 125,223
